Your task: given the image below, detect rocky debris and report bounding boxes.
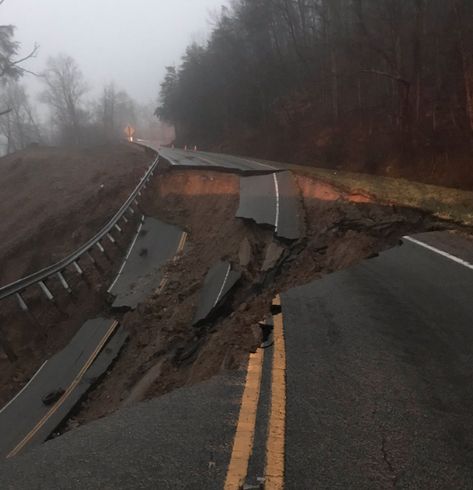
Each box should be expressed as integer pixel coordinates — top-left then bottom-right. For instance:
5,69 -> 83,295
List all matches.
16,168 -> 443,430
239,237 -> 253,268
261,241 -> 285,272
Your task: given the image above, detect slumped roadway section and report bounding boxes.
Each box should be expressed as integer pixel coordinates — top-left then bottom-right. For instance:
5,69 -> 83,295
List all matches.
193,260 -> 241,326
0,318 -> 127,458
109,217 -> 186,309
237,171 -> 301,241
281,234 -> 473,488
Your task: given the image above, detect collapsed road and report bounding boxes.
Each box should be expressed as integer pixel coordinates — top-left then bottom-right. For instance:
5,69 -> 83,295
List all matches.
1,144 -> 473,489
109,217 -> 187,309
0,318 -> 127,458
237,171 -> 301,241
1,231 -> 472,489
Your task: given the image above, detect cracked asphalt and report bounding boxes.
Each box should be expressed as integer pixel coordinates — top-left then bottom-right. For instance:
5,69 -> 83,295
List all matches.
282,237 -> 473,489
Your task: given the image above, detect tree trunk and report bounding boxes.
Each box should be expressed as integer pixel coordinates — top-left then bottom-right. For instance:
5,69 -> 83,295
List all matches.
454,1 -> 473,142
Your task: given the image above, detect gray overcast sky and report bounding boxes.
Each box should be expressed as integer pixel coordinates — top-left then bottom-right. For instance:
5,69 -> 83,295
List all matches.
2,0 -> 227,104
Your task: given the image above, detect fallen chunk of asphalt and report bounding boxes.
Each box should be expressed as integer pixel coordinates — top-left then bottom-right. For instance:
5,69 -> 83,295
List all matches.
261,241 -> 285,272
193,261 -> 241,326
258,316 -> 274,348
0,318 -> 128,457
109,218 -> 184,310
42,389 -> 65,406
236,171 -> 302,241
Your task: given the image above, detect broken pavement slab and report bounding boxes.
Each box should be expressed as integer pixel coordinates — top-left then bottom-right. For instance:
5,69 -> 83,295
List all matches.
261,242 -> 285,272
193,261 -> 241,326
236,171 -> 302,241
0,318 -> 127,457
109,217 -> 186,309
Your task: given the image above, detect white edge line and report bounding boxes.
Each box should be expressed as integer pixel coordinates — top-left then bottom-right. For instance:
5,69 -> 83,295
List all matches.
0,360 -> 48,415
214,264 -> 232,307
403,236 -> 473,271
107,215 -> 145,293
273,173 -> 280,232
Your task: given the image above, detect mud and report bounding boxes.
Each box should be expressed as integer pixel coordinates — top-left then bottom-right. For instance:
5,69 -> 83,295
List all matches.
0,143 -> 150,407
0,161 -> 446,430
65,168 -> 442,428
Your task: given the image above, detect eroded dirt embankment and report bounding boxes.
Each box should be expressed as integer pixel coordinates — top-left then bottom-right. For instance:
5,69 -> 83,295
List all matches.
0,143 -> 150,407
63,167 -> 441,429
0,143 -> 149,285
0,157 -> 448,429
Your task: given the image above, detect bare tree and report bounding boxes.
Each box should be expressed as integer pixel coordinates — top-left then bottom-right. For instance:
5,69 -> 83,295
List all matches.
40,54 -> 88,146
0,81 -> 41,152
95,83 -> 137,141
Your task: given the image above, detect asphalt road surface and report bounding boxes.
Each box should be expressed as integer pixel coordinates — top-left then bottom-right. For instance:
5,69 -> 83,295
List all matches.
0,318 -> 126,459
237,171 -> 301,241
193,260 -> 241,326
109,217 -> 185,309
0,371 -> 245,489
281,233 -> 473,489
139,142 -> 281,175
2,205 -> 472,488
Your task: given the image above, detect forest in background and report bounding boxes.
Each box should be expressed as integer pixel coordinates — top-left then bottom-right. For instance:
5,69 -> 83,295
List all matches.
0,2 -> 170,155
157,0 -> 473,189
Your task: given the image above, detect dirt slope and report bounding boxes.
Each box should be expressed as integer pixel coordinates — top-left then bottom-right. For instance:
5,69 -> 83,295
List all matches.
0,159 -> 450,434
0,143 -> 150,285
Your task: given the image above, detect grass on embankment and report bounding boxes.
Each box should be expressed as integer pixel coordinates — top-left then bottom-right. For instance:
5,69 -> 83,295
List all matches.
284,163 -> 473,227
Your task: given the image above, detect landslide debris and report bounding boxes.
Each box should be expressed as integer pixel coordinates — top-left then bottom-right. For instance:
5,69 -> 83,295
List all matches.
65,168 -> 442,428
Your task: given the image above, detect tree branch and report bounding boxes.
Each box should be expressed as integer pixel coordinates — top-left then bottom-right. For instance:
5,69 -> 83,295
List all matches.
0,43 -> 39,78
361,69 -> 410,87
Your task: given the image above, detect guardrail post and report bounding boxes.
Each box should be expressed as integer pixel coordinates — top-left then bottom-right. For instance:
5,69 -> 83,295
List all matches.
0,154 -> 159,311
96,241 -> 112,263
56,271 -> 72,294
15,292 -> 29,312
73,261 -> 84,275
15,292 -> 42,327
38,281 -> 54,302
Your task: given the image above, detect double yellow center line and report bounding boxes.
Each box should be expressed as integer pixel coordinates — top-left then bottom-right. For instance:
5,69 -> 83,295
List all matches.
225,295 -> 287,489
7,320 -> 119,459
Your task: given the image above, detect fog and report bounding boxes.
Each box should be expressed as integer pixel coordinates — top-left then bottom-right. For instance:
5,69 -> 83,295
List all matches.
2,0 -> 227,104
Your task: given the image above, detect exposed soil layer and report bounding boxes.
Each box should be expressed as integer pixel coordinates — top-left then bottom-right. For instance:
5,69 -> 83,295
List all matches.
0,143 -> 151,407
0,159 -> 452,433
0,143 -> 149,285
63,167 -> 444,429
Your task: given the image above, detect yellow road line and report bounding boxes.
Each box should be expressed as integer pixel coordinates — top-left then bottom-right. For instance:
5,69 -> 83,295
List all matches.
156,276 -> 169,295
7,320 -> 119,458
265,295 -> 287,489
224,348 -> 264,490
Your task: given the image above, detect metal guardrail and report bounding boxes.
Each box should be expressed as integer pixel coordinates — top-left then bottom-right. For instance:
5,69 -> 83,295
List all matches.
0,154 -> 159,309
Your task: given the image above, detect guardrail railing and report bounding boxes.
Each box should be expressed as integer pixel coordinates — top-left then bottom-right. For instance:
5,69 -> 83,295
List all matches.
0,154 -> 159,312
